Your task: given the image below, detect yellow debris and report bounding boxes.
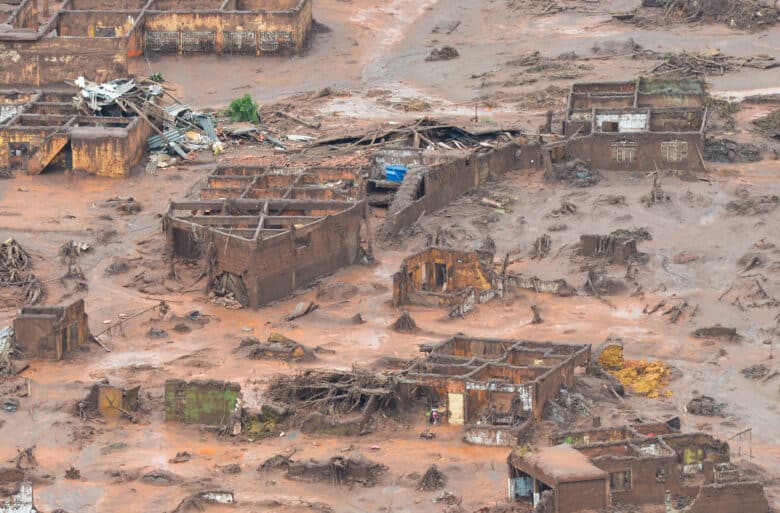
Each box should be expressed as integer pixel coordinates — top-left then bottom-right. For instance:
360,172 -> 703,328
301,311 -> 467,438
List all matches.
612,359 -> 672,398
598,344 -> 624,371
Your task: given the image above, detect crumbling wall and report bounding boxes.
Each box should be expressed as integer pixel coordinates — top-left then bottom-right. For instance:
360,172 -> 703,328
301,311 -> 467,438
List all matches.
687,481 -> 770,513
142,5 -> 310,55
70,118 -> 150,177
464,420 -> 532,446
661,433 -> 730,471
533,357 -> 578,419
383,143 -> 519,236
392,247 -> 493,307
0,36 -> 128,87
165,202 -> 364,308
164,379 -> 241,426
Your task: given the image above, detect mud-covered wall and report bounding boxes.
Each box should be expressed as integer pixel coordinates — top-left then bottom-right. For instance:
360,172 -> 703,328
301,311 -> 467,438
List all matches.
556,479 -> 608,513
560,132 -> 704,172
0,36 -> 128,87
164,379 -> 240,426
70,117 -> 149,177
165,201 -> 365,308
142,4 -> 310,54
392,248 -> 492,307
383,143 -> 520,236
590,449 -> 680,504
57,11 -> 138,37
533,357 -> 578,419
687,481 -> 770,513
13,299 -> 88,360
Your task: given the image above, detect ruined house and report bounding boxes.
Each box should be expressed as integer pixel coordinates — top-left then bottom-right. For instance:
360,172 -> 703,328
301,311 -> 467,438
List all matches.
164,196 -> 367,308
545,78 -> 707,173
392,246 -> 576,315
0,89 -> 151,176
0,0 -> 313,88
13,299 -> 89,360
164,379 -> 241,427
392,247 -> 497,315
397,336 -> 590,445
508,425 -> 770,513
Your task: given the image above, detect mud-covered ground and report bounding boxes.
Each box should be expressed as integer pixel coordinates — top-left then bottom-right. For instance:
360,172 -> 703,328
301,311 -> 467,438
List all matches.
2,0 -> 780,511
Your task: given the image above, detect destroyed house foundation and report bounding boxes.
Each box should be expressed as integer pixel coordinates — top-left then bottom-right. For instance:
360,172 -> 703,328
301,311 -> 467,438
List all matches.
0,89 -> 151,176
546,78 -> 707,173
164,197 -> 366,308
397,336 -> 590,445
0,0 -> 312,87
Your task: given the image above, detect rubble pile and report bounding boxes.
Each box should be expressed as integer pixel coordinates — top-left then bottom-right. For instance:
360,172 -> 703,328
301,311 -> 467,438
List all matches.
418,465 -> 446,491
0,239 -> 45,306
598,342 -> 671,398
644,50 -> 777,78
266,368 -> 396,416
74,76 -> 222,166
286,453 -> 387,487
704,138 -> 763,162
548,159 -> 600,187
612,360 -> 672,398
752,109 -> 780,139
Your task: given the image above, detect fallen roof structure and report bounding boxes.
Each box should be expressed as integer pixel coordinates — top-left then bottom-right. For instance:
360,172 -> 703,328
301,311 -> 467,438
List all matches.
397,336 -> 590,446
0,0 -> 313,87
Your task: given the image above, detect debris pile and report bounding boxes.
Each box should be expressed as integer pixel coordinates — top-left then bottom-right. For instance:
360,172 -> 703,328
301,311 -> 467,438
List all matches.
752,109 -> 780,139
0,239 -> 45,306
209,272 -> 248,309
687,395 -> 724,416
598,342 -> 671,398
741,364 -> 770,379
244,333 -> 316,362
285,453 -> 387,487
505,51 -> 592,80
641,173 -> 671,206
74,76 -> 222,164
704,138 -> 762,162
392,310 -> 419,332
266,368 -> 396,418
172,491 -> 235,513
672,0 -> 778,31
418,465 -> 446,491
612,360 -> 672,398
426,46 -> 459,61
548,159 -> 600,187
644,50 -> 777,78
726,195 -> 780,216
